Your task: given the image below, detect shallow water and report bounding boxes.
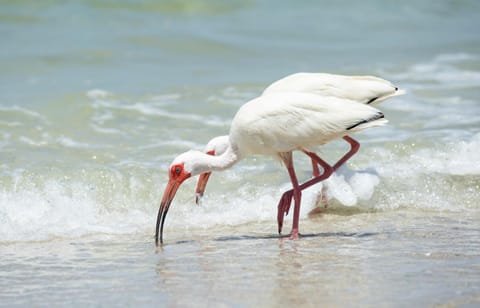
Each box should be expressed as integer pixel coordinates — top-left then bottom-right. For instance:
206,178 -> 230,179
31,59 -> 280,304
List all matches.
1,0 -> 480,306
1,211 -> 479,307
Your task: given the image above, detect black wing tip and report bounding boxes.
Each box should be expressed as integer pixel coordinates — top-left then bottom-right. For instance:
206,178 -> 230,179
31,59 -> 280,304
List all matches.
366,96 -> 378,104
346,112 -> 384,130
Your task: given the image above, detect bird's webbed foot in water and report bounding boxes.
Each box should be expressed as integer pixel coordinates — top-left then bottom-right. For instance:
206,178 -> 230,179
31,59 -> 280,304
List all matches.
277,190 -> 294,234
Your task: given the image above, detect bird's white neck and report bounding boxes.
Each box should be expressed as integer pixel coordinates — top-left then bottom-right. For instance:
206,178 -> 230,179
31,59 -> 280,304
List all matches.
190,144 -> 240,176
209,143 -> 240,172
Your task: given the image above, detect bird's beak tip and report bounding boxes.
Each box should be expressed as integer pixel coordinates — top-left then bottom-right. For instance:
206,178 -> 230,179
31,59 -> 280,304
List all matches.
155,179 -> 182,246
195,172 -> 211,205
195,193 -> 203,205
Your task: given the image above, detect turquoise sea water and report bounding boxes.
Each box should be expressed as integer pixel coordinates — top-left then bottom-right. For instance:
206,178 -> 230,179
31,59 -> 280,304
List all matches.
1,1 -> 480,306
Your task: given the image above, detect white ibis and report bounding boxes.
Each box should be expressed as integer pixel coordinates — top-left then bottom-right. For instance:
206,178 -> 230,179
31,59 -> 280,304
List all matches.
195,73 -> 404,205
263,72 -> 404,104
156,92 -> 388,245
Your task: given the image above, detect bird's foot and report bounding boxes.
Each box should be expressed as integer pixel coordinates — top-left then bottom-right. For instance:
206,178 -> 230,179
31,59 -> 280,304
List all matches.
318,185 -> 329,208
195,193 -> 203,205
289,228 -> 300,240
277,191 -> 293,234
308,185 -> 329,216
308,206 -> 324,216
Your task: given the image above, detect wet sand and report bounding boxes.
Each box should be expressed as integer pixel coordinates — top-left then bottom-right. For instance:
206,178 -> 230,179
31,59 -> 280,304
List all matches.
1,209 -> 479,307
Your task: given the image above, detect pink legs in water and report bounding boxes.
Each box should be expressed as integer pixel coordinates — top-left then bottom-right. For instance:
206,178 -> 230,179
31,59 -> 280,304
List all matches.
279,152 -> 333,238
332,136 -> 360,171
278,136 -> 360,236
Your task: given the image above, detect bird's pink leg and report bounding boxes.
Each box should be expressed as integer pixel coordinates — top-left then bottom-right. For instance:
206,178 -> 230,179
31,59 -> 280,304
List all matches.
311,158 -> 321,177
283,153 -> 302,239
277,152 -> 334,235
276,153 -> 324,224
333,136 -> 360,171
277,137 -> 359,233
309,136 -> 360,175
309,136 -> 360,212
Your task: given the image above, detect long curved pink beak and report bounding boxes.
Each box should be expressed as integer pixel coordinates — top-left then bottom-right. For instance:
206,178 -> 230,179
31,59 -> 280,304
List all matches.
155,179 -> 181,246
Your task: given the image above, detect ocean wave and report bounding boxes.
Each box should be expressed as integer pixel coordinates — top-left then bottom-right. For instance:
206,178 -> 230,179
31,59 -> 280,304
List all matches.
3,130 -> 478,243
56,136 -> 92,149
0,184 -> 152,243
88,94 -> 231,128
89,123 -> 123,135
391,52 -> 480,89
374,133 -> 480,176
1,143 -> 477,244
0,168 -> 158,243
86,89 -> 113,100
0,105 -> 48,120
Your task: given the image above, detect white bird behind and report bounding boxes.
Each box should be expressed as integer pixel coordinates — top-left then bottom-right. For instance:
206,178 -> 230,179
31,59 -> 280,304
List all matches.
263,72 -> 405,105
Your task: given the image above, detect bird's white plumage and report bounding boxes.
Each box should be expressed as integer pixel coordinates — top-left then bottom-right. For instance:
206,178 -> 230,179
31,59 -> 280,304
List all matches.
263,72 -> 404,105
158,75 -> 402,243
202,73 -> 403,157
173,92 -> 386,174
230,92 -> 386,159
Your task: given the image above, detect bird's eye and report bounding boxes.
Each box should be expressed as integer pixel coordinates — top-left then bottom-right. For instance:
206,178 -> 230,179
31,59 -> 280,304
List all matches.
170,163 -> 184,178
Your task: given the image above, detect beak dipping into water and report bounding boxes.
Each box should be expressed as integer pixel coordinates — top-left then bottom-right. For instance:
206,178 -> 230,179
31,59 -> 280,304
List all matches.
155,163 -> 191,246
155,179 -> 180,246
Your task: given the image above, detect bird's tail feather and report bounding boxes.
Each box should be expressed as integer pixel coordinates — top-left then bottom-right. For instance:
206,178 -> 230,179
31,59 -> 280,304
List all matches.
347,111 -> 388,131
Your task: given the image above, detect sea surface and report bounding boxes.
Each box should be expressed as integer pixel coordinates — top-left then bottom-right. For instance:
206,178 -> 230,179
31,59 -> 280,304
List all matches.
1,1 -> 480,307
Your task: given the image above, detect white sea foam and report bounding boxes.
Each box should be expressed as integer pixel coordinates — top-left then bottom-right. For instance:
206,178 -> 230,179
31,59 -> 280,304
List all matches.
321,170 -> 381,207
0,175 -> 277,243
86,89 -> 113,100
136,139 -> 202,151
412,133 -> 480,175
1,133 -> 478,244
56,136 -> 92,149
376,133 -> 480,177
0,175 -> 152,242
89,123 -> 123,135
0,105 -> 43,118
19,136 -> 48,146
88,95 -> 230,128
434,53 -> 477,63
125,102 -> 229,127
